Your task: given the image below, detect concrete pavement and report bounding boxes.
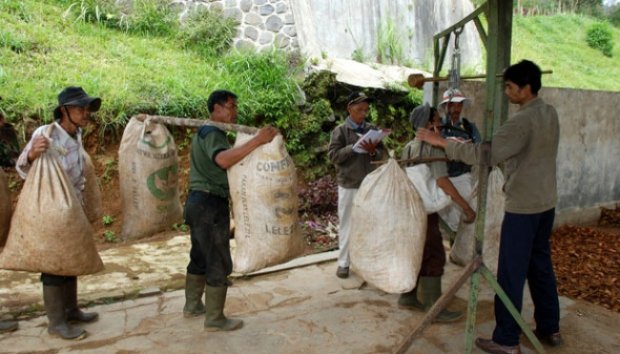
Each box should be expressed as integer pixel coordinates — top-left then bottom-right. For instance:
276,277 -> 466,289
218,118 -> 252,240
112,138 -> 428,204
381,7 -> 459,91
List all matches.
0,236 -> 619,353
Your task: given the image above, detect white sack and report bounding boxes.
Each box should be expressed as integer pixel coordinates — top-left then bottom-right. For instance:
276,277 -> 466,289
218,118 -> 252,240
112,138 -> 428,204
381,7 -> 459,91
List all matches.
119,117 -> 183,240
350,159 -> 427,293
405,164 -> 452,214
450,167 -> 505,275
438,172 -> 474,231
229,133 -> 304,274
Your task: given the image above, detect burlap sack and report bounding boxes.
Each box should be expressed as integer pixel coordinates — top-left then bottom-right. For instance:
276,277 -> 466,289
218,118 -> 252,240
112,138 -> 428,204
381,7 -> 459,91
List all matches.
0,169 -> 11,247
229,133 -> 304,274
350,159 -> 427,294
82,152 -> 103,224
0,149 -> 103,275
119,117 -> 183,240
450,167 -> 505,275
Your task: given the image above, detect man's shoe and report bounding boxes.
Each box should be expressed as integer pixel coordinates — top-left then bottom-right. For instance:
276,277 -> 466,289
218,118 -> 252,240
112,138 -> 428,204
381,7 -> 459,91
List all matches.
336,267 -> 349,279
534,329 -> 563,347
475,337 -> 521,354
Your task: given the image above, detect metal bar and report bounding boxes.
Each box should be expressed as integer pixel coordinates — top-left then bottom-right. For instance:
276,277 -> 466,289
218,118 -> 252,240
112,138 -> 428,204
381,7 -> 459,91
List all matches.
394,257 -> 482,354
473,16 -> 488,47
479,266 -> 547,354
433,3 -> 488,41
134,114 -> 260,134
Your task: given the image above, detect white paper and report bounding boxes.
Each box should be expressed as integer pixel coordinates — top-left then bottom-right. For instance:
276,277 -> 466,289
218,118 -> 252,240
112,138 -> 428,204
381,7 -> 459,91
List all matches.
353,129 -> 390,153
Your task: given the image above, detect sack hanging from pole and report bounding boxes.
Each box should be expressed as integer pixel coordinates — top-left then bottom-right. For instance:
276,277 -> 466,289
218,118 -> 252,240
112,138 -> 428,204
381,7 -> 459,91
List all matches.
350,159 -> 427,294
0,169 -> 11,246
82,152 -> 103,224
0,150 -> 103,276
450,167 -> 505,275
119,117 -> 183,240
228,133 -> 304,274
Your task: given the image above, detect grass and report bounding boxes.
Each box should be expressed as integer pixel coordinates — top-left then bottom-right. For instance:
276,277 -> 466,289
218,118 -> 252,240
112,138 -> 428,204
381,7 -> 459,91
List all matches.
512,15 -> 620,90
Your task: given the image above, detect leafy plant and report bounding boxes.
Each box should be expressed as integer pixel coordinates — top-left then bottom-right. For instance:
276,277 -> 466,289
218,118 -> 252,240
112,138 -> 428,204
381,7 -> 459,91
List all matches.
101,159 -> 117,184
377,18 -> 404,64
586,21 -> 614,57
102,215 -> 114,226
103,230 -> 117,243
298,176 -> 338,215
351,48 -> 366,63
177,8 -> 238,56
172,223 -> 189,232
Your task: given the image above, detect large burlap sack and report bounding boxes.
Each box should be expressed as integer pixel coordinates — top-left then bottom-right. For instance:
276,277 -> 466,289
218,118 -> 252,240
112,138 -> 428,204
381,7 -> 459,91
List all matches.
0,169 -> 11,247
405,164 -> 452,213
82,152 -> 103,224
119,117 -> 183,240
229,133 -> 304,274
0,148 -> 103,275
450,167 -> 505,275
350,159 -> 427,294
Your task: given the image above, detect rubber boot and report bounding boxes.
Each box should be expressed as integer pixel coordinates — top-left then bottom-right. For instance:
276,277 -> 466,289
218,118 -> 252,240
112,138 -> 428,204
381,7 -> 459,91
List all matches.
204,285 -> 243,332
398,287 -> 425,311
0,320 -> 18,333
183,273 -> 206,318
65,278 -> 99,323
43,285 -> 86,340
419,276 -> 464,323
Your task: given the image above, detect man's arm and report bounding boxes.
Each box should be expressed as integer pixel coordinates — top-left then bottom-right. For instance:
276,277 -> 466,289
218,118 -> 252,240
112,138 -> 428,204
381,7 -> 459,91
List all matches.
436,177 -> 476,223
214,126 -> 278,170
327,126 -> 354,165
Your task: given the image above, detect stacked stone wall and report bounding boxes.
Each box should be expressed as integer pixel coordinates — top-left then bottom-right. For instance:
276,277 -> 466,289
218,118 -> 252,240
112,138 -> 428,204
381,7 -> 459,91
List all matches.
172,0 -> 298,51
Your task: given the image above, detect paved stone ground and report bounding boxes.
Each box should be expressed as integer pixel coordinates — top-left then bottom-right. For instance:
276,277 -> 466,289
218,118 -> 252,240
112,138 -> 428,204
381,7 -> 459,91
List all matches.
0,237 -> 619,353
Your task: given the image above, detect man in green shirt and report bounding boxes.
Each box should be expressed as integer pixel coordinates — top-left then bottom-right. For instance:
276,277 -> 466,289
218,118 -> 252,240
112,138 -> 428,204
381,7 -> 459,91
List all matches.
417,60 -> 562,354
183,90 -> 278,331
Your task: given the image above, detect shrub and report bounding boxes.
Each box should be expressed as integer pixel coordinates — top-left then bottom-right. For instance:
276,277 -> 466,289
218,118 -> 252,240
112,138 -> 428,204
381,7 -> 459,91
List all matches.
586,22 -> 614,57
177,8 -> 238,56
298,176 -> 338,215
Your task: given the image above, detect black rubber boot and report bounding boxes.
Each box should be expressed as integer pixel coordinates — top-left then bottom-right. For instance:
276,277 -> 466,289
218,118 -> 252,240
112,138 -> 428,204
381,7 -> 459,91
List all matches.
183,273 -> 206,318
43,285 -> 86,340
65,278 -> 99,323
0,320 -> 18,333
419,276 -> 464,323
204,285 -> 243,332
398,287 -> 425,311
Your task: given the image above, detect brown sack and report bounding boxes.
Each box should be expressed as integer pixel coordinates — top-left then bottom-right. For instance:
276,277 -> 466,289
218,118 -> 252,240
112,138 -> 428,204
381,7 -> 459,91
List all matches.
229,133 -> 304,274
0,151 -> 104,275
82,152 -> 103,224
0,169 -> 11,247
118,117 -> 182,240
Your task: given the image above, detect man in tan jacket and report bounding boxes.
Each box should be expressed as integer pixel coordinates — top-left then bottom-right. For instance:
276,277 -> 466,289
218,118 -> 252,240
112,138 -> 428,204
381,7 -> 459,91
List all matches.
417,60 -> 562,354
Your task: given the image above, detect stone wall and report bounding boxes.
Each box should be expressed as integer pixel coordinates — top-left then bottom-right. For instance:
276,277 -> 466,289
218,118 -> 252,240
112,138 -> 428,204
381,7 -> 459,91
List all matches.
172,0 -> 298,51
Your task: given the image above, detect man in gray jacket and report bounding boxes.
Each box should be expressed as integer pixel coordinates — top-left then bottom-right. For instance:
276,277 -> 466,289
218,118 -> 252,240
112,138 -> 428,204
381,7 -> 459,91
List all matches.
417,60 -> 562,354
328,92 -> 383,279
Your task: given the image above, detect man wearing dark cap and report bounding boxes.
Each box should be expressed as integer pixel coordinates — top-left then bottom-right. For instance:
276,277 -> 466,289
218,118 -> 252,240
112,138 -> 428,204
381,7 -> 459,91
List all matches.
328,91 -> 384,279
398,103 -> 475,322
15,86 -> 101,340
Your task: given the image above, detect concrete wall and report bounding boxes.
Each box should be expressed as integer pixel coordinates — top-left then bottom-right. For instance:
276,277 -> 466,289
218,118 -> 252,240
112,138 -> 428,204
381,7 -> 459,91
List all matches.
442,81 -> 620,225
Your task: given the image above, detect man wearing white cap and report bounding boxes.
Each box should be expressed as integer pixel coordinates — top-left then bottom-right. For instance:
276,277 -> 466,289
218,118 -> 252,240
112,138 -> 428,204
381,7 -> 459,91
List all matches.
438,88 -> 481,233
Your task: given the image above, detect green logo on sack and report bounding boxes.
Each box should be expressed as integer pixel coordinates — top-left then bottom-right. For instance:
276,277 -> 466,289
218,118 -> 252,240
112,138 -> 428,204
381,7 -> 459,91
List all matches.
146,164 -> 178,201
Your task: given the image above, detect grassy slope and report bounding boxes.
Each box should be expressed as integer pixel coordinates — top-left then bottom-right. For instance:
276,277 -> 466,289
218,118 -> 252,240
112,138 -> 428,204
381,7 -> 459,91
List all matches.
512,15 -> 620,91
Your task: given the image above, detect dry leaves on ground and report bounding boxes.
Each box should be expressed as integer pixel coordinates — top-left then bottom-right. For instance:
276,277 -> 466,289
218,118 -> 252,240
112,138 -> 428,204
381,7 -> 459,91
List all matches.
551,223 -> 619,312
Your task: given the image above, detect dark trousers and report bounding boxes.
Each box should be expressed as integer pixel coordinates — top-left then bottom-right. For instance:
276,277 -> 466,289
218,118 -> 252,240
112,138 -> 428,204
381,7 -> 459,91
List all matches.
492,208 -> 560,346
185,190 -> 232,287
41,273 -> 76,286
419,213 -> 446,277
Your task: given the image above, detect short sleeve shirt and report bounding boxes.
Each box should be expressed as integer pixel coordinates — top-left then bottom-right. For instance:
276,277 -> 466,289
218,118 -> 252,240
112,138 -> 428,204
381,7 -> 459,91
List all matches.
188,126 -> 231,198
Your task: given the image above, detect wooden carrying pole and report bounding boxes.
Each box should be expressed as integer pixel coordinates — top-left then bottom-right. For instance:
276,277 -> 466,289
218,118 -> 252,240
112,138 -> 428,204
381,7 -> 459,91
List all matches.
133,114 -> 259,134
408,70 -> 553,89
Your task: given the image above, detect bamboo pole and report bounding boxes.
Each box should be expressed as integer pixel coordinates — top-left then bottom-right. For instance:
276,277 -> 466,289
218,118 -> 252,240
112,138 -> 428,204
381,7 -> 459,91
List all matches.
133,114 -> 260,134
370,157 -> 449,165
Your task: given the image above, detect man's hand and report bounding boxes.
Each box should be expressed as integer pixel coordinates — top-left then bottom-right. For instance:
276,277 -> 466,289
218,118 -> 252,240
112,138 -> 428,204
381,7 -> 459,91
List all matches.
27,135 -> 49,163
255,126 -> 279,145
417,128 -> 447,148
462,206 -> 476,224
358,139 -> 378,155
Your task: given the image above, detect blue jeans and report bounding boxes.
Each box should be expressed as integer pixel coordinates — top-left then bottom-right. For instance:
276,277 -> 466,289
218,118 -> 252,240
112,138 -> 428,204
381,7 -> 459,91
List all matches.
184,190 -> 232,287
492,208 -> 560,346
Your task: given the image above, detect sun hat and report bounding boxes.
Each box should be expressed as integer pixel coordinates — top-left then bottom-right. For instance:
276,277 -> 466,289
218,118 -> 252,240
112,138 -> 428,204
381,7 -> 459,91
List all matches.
53,86 -> 101,120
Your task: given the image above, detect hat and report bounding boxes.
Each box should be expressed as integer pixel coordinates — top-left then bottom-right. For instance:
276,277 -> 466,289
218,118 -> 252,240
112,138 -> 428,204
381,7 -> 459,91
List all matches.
347,91 -> 373,106
53,86 -> 101,120
409,103 -> 432,131
439,88 -> 470,107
